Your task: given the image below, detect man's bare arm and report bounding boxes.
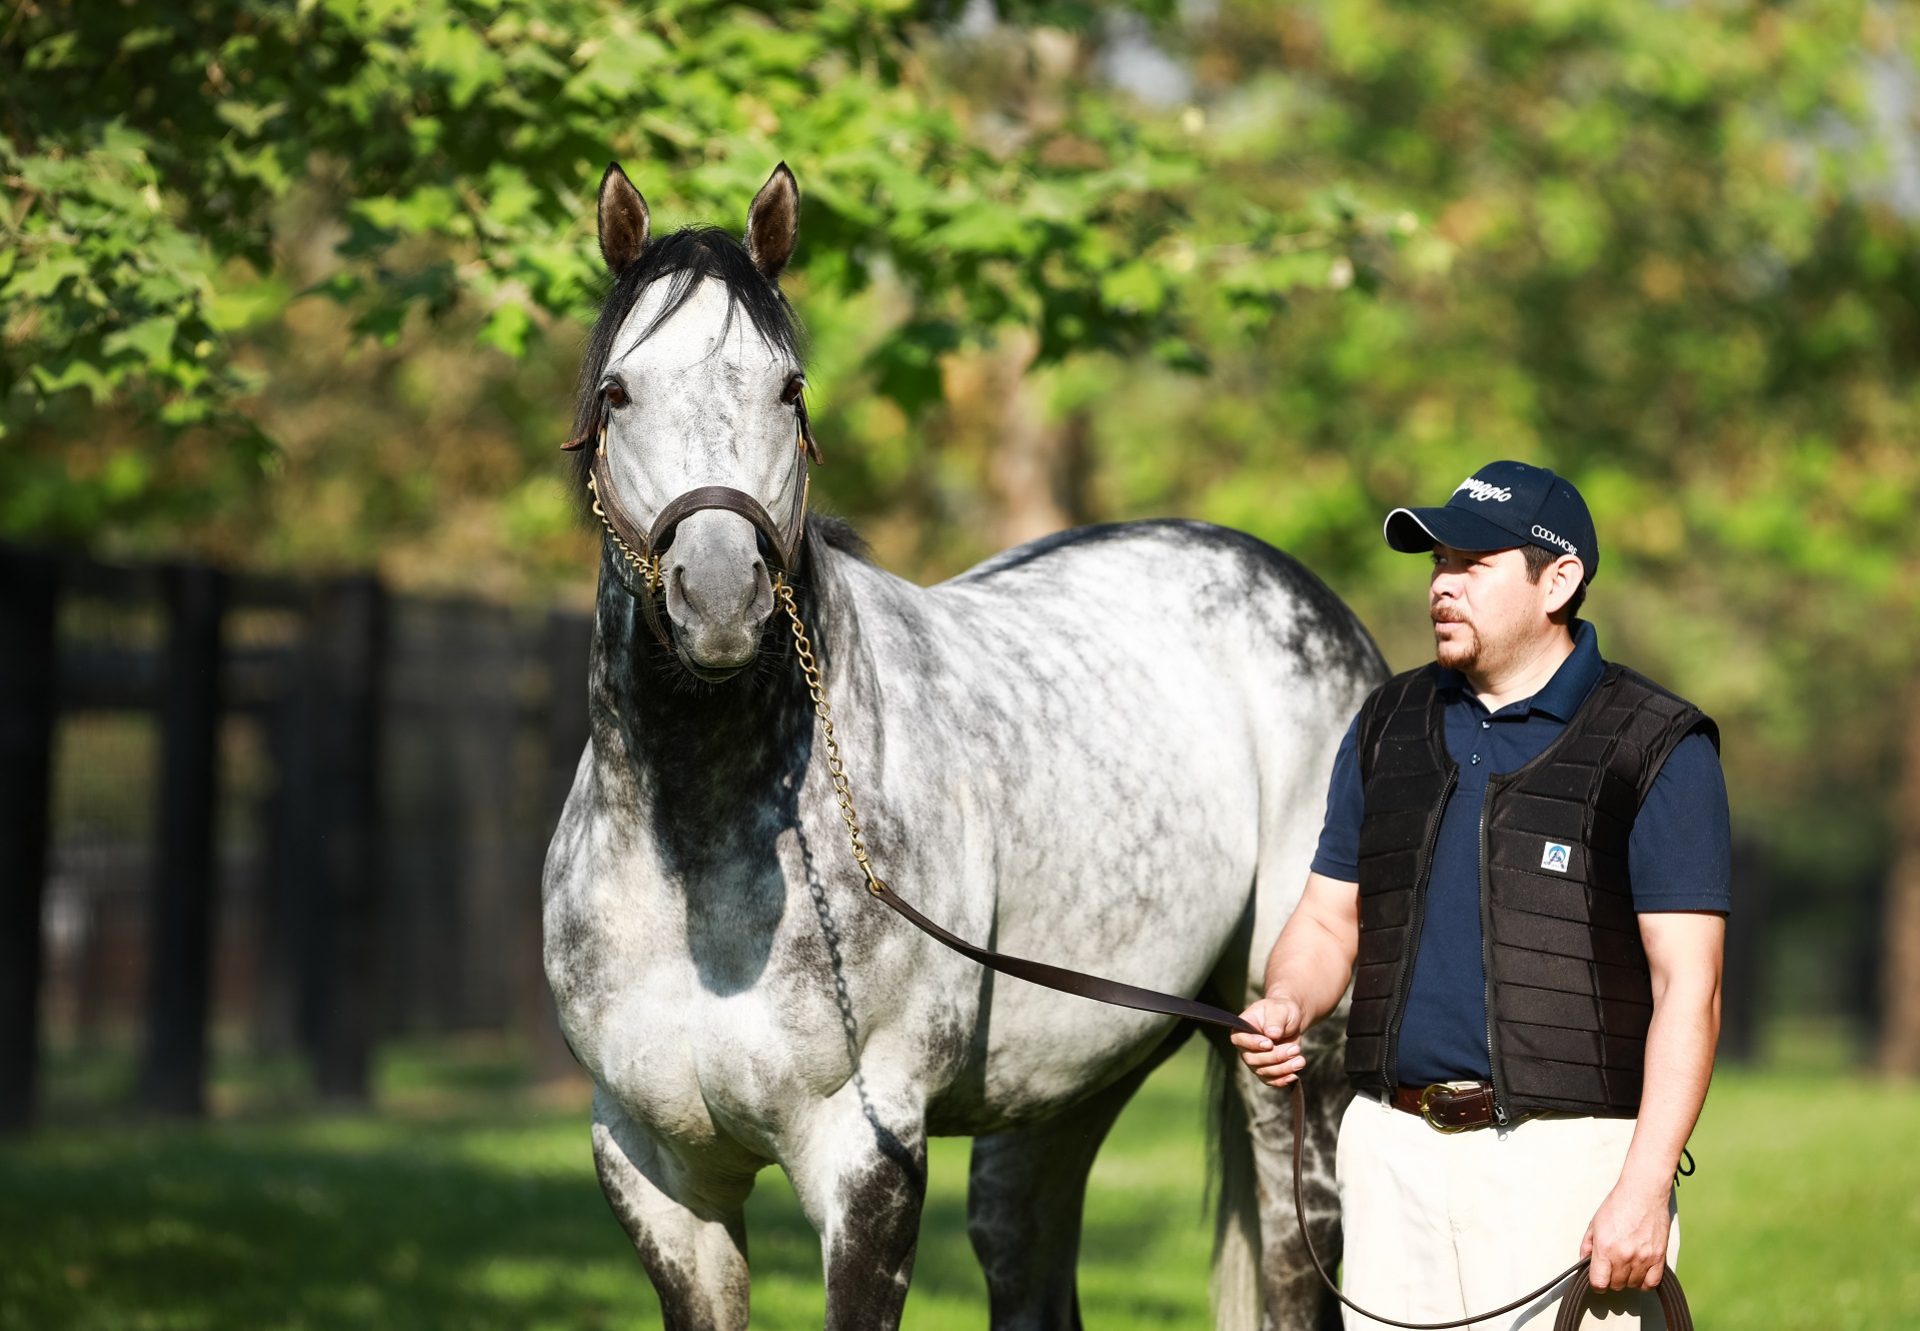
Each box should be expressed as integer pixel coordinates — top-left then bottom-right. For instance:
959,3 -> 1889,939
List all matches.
1232,871 -> 1360,1086
1580,909 -> 1724,1290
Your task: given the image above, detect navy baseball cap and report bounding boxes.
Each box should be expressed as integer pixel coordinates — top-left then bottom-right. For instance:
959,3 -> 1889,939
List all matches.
1383,460 -> 1599,581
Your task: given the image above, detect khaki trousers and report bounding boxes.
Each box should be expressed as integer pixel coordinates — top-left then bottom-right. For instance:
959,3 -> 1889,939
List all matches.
1335,1091 -> 1681,1331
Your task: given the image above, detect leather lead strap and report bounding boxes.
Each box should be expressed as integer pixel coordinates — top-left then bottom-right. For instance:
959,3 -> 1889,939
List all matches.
866,882 -> 1262,1036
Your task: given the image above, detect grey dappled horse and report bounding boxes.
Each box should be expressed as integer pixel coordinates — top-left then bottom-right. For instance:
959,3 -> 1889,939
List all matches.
541,161 -> 1385,1331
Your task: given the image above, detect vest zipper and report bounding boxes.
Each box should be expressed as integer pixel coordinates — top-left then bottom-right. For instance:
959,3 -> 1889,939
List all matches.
1478,786 -> 1510,1124
1382,765 -> 1456,1090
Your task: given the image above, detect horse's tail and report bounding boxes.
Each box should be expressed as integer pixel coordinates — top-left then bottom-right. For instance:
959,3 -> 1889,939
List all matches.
1207,1034 -> 1261,1331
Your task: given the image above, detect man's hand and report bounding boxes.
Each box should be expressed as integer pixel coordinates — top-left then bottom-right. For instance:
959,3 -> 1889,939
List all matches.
1231,993 -> 1307,1088
1233,871 -> 1359,1091
1579,1181 -> 1672,1291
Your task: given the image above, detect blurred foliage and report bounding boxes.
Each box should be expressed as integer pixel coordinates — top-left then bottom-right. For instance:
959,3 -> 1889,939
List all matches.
1,0 -> 1396,557
4,1 -> 1919,953
1071,0 -> 1920,885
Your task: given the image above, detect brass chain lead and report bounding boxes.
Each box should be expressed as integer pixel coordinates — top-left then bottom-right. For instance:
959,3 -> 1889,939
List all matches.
587,473 -> 662,590
774,577 -> 885,895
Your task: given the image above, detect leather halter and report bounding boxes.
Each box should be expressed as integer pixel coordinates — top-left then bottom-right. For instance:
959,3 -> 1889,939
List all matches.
572,402 -> 814,654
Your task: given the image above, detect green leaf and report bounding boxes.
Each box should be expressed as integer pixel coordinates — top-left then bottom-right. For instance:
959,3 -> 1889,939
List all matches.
1150,336 -> 1208,373
30,358 -> 116,402
1098,261 -> 1168,315
477,301 -> 532,358
928,208 -> 1036,258
215,100 -> 287,139
103,316 -> 180,366
866,319 -> 960,413
25,31 -> 80,70
418,21 -> 504,109
2,253 -> 89,301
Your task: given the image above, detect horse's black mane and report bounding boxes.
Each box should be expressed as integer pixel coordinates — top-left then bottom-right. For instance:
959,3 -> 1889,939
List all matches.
567,224 -> 805,511
806,513 -> 870,561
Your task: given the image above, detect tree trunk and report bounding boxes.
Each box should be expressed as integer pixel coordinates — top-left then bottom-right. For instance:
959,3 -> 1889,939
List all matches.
982,328 -> 1084,549
1878,680 -> 1920,1076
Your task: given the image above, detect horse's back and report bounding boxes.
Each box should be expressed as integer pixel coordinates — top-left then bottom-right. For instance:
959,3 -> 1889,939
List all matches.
940,518 -> 1382,696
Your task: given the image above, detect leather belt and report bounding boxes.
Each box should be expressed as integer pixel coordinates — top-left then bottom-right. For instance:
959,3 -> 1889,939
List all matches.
1389,1080 -> 1497,1132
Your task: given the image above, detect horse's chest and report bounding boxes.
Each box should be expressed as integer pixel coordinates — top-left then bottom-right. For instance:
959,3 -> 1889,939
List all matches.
545,872 -> 853,1151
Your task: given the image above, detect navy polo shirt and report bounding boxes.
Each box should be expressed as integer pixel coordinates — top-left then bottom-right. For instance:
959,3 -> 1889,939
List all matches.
1311,620 -> 1731,1086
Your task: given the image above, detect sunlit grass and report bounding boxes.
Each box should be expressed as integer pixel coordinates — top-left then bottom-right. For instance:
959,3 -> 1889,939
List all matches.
4,1034 -> 1915,1329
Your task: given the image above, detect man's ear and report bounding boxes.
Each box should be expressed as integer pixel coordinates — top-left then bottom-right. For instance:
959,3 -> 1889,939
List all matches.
745,162 -> 799,281
1544,555 -> 1585,617
598,162 -> 650,275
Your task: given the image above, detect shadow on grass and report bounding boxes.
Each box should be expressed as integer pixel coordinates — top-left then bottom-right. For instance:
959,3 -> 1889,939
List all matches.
4,1110 -> 643,1330
0,1110 -> 1006,1330
5,1040 -> 1222,1330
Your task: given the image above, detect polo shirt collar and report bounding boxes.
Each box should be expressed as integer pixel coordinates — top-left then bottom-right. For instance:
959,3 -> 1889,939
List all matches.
1435,619 -> 1604,719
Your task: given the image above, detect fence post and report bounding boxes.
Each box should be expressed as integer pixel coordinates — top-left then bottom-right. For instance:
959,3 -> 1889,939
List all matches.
305,573 -> 386,1103
529,608 -> 593,1081
137,562 -> 227,1116
0,546 -> 61,1133
254,680 -> 311,1055
545,608 -> 592,823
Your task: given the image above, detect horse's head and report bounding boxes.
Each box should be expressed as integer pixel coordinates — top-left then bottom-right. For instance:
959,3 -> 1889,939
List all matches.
577,161 -> 810,681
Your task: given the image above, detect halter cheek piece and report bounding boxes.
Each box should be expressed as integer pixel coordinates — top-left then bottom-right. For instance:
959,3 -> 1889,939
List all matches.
564,393 -> 817,653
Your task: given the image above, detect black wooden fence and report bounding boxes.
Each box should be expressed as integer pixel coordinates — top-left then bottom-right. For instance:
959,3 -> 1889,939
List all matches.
0,541 -> 591,1131
0,539 -> 1787,1133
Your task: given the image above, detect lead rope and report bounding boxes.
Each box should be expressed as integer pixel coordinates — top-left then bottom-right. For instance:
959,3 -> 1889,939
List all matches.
767,574 -> 1682,1330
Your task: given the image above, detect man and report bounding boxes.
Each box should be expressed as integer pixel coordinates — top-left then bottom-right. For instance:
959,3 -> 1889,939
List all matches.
1233,461 -> 1729,1330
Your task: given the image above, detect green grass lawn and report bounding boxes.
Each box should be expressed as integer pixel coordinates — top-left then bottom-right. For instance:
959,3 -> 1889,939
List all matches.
3,1036 -> 1915,1329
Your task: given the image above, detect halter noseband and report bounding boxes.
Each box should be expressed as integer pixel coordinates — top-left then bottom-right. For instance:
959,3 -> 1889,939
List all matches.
567,405 -> 816,654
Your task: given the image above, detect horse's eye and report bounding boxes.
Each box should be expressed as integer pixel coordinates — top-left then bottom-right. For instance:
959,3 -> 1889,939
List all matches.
603,380 -> 628,408
780,373 -> 805,406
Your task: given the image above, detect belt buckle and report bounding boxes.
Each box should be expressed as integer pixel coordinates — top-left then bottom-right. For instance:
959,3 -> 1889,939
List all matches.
1417,1082 -> 1473,1134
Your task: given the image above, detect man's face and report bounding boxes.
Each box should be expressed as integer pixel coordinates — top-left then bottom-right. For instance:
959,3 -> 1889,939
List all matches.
1428,544 -> 1547,673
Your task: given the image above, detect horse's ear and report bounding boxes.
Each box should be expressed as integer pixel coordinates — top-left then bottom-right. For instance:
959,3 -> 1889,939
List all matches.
745,162 -> 799,281
598,161 -> 650,275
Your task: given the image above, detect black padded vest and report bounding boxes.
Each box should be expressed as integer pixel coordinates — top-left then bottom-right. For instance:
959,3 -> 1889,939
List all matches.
1343,659 -> 1718,1120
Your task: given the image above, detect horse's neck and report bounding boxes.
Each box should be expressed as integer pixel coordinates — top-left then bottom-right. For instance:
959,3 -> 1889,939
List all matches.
586,539 -> 851,862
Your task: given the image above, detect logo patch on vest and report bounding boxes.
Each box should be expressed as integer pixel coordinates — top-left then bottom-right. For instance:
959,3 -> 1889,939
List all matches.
1541,842 -> 1572,872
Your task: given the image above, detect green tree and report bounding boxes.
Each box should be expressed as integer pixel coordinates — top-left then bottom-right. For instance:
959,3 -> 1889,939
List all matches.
6,0 -> 1916,1063
1043,0 -> 1920,1063
0,0 -> 1395,555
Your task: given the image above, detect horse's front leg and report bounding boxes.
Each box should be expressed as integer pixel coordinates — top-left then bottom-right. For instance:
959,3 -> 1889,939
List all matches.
591,1089 -> 755,1331
785,1078 -> 929,1330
